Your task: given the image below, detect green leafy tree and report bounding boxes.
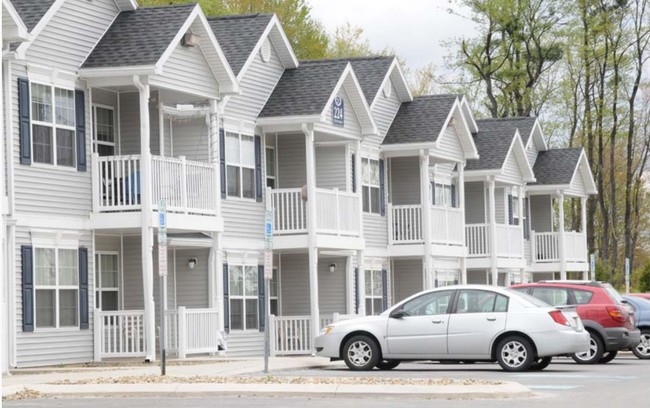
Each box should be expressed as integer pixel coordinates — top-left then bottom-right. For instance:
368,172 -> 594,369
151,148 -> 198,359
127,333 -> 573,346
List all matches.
637,262 -> 650,292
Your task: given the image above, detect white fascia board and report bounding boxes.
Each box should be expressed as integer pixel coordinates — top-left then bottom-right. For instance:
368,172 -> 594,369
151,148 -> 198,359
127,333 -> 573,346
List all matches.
2,0 -> 29,41
79,65 -> 158,78
526,184 -> 569,194
458,96 -> 478,134
381,142 -> 437,152
572,150 -> 597,195
501,131 -> 535,182
463,169 -> 500,181
14,0 -> 66,58
531,119 -> 548,151
368,58 -> 412,110
256,115 -> 321,126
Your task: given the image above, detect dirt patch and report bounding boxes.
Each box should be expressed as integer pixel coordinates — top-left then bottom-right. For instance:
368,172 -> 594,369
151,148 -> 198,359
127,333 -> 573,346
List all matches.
2,389 -> 46,401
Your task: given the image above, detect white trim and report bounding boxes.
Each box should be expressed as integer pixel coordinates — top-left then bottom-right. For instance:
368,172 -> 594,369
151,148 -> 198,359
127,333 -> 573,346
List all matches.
2,0 -> 29,41
79,65 -> 159,78
368,58 -> 412,110
501,130 -> 535,182
458,96 -> 478,134
15,0 -> 67,58
434,98 -> 479,160
257,115 -> 321,127
30,229 -> 81,248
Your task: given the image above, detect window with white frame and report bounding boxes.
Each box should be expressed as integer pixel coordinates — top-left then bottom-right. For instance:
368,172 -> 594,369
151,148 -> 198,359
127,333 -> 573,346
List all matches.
226,132 -> 255,199
229,265 -> 258,330
270,268 -> 279,316
34,248 -> 78,328
31,83 -> 76,167
266,146 -> 276,189
362,158 -> 380,214
512,194 -> 520,226
93,106 -> 115,157
432,182 -> 454,207
365,270 -> 383,315
95,253 -> 119,311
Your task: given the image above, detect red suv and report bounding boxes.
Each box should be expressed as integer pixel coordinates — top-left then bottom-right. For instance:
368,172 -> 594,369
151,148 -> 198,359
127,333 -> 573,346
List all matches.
511,281 -> 640,364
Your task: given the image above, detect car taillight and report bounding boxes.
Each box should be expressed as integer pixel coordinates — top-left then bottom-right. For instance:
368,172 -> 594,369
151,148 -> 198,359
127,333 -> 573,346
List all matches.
606,306 -> 627,323
549,310 -> 570,326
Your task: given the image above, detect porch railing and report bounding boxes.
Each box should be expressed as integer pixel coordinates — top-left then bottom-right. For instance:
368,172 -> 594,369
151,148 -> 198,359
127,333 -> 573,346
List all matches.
565,232 -> 588,263
165,307 -> 222,358
93,154 -> 217,215
430,206 -> 464,245
271,188 -> 307,234
495,225 -> 523,258
531,231 -> 587,264
93,309 -> 146,360
466,224 -> 490,256
270,313 -> 359,356
389,204 -> 423,244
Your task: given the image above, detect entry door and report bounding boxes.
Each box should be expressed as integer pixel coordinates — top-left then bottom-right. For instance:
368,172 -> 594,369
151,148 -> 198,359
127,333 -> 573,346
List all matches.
386,290 -> 455,358
446,289 -> 508,357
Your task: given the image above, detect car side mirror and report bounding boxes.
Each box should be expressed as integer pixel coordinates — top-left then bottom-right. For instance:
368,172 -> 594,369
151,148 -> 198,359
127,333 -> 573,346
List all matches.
390,310 -> 409,319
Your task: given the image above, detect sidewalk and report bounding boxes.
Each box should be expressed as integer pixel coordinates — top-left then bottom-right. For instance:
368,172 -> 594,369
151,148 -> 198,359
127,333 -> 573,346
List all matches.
2,357 -> 533,401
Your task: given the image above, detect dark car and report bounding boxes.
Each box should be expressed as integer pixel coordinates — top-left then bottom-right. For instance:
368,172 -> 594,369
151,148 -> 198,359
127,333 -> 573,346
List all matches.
511,281 -> 641,364
622,295 -> 650,359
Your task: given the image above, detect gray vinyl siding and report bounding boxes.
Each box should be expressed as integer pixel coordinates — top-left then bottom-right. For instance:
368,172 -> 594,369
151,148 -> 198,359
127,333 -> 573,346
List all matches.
467,269 -> 488,284
566,168 -> 587,197
92,89 -> 118,109
222,201 -> 265,241
367,78 -> 402,149
24,0 -> 119,72
169,118 -> 211,162
277,134 -> 306,188
364,213 -> 388,249
121,236 -> 144,310
437,123 -> 464,160
392,258 -> 423,303
316,86 -> 363,140
10,64 -> 92,218
527,141 -> 539,167
118,92 -> 161,156
530,195 -> 553,232
498,150 -> 524,184
224,37 -> 284,122
495,187 -> 506,224
15,227 -> 95,367
315,145 -> 346,190
149,41 -> 220,99
464,181 -> 485,223
173,248 -> 209,308
389,156 -> 420,205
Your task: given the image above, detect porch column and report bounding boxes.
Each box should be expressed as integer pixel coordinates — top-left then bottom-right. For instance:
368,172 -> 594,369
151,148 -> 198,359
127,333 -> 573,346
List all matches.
558,193 -> 567,280
458,163 -> 467,284
420,150 -> 433,288
345,256 -> 355,314
357,250 -> 366,316
354,141 -> 363,234
213,233 -> 224,332
488,177 -> 498,286
580,196 -> 587,235
209,99 -> 221,215
520,268 -> 527,283
134,76 -> 156,361
304,125 -> 320,346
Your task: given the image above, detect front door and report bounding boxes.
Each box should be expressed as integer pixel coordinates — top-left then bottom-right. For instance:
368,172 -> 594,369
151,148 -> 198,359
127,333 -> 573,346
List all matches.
446,289 -> 508,357
385,290 -> 455,358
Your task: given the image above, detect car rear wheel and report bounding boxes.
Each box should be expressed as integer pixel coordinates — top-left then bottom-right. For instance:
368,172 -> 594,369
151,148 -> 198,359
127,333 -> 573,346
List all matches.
376,360 -> 401,370
632,330 -> 650,359
598,351 -> 618,364
530,356 -> 552,371
496,336 -> 534,372
572,332 -> 604,364
343,335 -> 380,371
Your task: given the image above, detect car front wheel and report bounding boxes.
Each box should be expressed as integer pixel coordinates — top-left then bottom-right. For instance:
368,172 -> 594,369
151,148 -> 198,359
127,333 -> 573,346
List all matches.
632,330 -> 650,359
496,336 -> 534,372
572,332 -> 604,364
598,351 -> 618,364
376,360 -> 401,370
343,335 -> 380,371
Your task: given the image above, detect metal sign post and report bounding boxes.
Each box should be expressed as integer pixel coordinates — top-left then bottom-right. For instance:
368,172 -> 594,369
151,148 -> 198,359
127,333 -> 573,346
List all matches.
625,258 -> 630,295
158,200 -> 168,376
264,209 -> 273,374
590,253 -> 596,281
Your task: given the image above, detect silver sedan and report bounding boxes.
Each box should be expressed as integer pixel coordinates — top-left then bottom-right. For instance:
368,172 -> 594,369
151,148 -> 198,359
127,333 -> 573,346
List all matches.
315,285 -> 590,372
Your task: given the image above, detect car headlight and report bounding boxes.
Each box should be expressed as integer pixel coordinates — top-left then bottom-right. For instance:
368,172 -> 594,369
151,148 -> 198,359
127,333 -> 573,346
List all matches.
320,326 -> 333,336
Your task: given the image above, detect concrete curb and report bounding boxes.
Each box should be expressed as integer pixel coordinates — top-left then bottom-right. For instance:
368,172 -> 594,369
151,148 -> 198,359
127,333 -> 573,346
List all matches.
24,382 -> 533,400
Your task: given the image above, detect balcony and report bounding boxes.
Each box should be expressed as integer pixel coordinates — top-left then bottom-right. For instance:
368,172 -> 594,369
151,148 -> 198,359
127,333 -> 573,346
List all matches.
530,231 -> 588,271
465,224 -> 524,268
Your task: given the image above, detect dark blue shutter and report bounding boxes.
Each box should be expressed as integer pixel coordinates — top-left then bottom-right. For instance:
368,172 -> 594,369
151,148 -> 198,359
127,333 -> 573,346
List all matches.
258,265 -> 265,331
21,246 -> 34,332
379,159 -> 385,216
75,90 -> 86,171
219,129 -> 226,199
18,78 -> 31,165
381,269 -> 388,311
354,267 -> 359,314
223,263 -> 230,333
78,247 -> 89,329
451,184 -> 457,208
508,194 -> 514,225
351,154 -> 356,193
255,135 -> 263,202
524,197 -> 530,239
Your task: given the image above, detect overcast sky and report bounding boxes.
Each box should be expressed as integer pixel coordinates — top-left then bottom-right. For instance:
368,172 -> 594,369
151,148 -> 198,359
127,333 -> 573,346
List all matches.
308,0 -> 478,72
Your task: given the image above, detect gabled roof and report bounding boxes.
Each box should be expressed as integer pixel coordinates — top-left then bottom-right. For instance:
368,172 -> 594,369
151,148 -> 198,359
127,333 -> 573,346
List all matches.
9,0 -> 56,31
530,148 -> 583,185
475,117 -> 538,145
465,128 -> 516,171
82,4 -> 196,69
349,56 -> 412,106
259,59 -> 349,117
383,94 -> 458,145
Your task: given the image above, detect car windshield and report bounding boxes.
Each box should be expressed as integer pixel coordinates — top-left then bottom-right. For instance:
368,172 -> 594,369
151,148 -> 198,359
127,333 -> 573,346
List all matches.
505,289 -> 551,308
602,284 -> 625,304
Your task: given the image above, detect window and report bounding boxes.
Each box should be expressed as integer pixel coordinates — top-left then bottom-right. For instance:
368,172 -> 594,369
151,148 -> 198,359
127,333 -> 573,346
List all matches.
93,106 -> 115,156
226,132 -> 255,199
511,194 -> 520,225
365,270 -> 383,315
270,268 -> 279,316
95,253 -> 119,311
531,287 -> 569,306
572,289 -> 594,305
455,290 -> 508,314
266,146 -> 276,189
399,290 -> 453,316
34,248 -> 78,328
432,182 -> 454,207
362,158 -> 380,214
229,265 -> 258,330
31,83 -> 76,167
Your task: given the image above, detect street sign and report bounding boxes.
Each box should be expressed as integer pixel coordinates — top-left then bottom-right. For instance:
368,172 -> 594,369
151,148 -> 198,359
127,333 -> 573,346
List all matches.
158,200 -> 167,277
264,210 -> 273,280
264,251 -> 273,280
590,253 -> 596,281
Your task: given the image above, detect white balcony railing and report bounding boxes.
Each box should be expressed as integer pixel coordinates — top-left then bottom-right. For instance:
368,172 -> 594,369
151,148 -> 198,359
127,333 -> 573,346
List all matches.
466,224 -> 490,256
465,224 -> 523,258
270,313 -> 359,356
269,188 -> 360,237
532,231 -> 587,264
430,206 -> 464,245
93,154 -> 217,215
390,204 -> 423,244
565,232 -> 588,262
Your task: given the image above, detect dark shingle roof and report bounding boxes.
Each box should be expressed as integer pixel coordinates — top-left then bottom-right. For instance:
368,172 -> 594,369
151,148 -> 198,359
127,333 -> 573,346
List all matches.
10,0 -> 56,31
530,148 -> 583,185
476,117 -> 538,145
82,4 -> 196,69
208,14 -> 273,76
259,59 -> 349,117
349,57 -> 395,104
382,95 -> 457,145
465,129 -> 515,171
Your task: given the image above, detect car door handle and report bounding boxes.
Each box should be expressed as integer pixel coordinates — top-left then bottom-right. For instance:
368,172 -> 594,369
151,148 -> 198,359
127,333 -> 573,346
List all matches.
486,317 -> 497,322
432,319 -> 444,324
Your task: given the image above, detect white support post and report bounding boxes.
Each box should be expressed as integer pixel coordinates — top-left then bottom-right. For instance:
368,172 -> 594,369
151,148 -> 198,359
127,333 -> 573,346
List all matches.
581,196 -> 587,235
357,250 -> 365,316
345,256 -> 354,314
178,306 -> 187,359
518,185 -> 525,245
134,76 -> 156,362
304,125 -> 320,349
354,141 -> 363,235
458,163 -> 467,284
387,203 -> 394,245
558,193 -> 567,280
214,232 -> 224,335
488,177 -> 498,286
269,314 -> 276,357
420,150 -> 433,288
209,100 -> 221,215
93,309 -> 102,362
180,156 -> 188,213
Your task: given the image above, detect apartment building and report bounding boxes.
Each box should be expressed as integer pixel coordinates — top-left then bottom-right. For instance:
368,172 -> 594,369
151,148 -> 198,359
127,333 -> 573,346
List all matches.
1,0 -> 596,368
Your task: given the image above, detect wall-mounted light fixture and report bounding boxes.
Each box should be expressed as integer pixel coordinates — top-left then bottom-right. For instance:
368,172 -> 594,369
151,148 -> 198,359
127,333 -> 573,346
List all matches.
188,258 -> 197,269
329,263 -> 337,273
